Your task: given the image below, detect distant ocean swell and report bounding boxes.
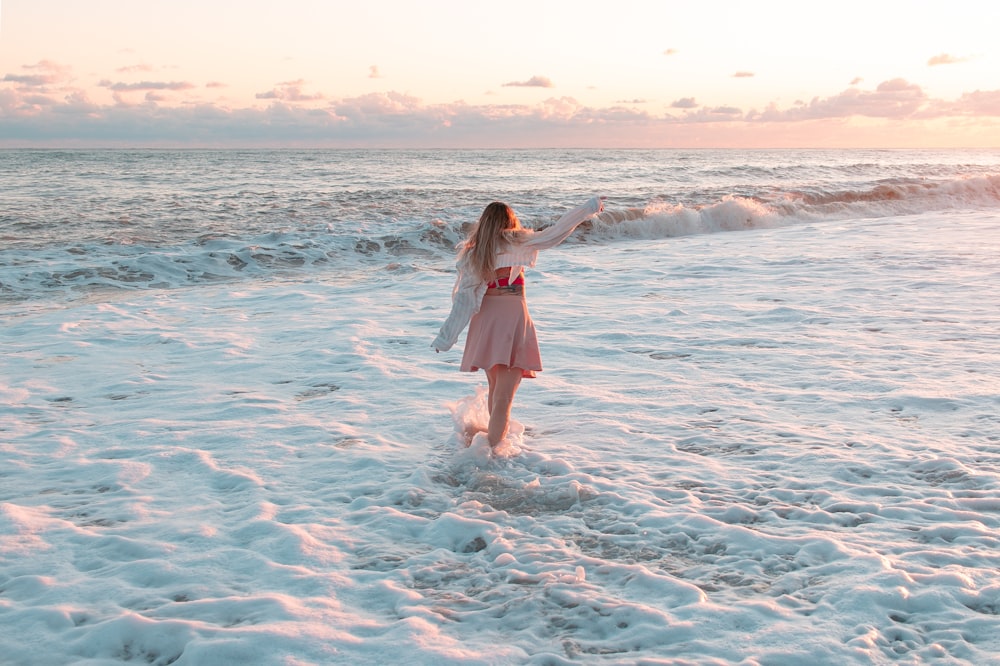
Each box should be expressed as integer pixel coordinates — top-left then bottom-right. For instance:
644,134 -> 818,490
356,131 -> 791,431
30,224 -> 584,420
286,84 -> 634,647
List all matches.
595,173 -> 1000,238
2,173 -> 999,304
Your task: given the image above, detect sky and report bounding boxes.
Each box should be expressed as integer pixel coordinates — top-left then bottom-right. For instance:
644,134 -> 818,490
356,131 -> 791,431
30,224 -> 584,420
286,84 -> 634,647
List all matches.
2,0 -> 1000,148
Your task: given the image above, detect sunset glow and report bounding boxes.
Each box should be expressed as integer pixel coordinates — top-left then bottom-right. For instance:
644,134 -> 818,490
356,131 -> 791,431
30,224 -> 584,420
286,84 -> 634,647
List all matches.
2,0 -> 999,148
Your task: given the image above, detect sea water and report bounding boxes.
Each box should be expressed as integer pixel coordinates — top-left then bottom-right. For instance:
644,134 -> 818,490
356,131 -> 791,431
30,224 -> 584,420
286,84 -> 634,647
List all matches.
1,149 -> 999,664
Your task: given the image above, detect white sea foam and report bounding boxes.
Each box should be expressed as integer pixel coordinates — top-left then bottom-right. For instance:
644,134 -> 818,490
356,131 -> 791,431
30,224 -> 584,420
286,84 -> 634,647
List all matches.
2,150 -> 1000,664
4,149 -> 1000,305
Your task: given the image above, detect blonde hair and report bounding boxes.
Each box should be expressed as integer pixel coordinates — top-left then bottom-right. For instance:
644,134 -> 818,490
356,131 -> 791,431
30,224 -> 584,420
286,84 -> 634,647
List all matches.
459,202 -> 524,282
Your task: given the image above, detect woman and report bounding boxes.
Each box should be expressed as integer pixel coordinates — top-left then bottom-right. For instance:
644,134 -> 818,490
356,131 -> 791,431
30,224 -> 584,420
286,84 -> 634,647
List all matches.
432,196 -> 605,449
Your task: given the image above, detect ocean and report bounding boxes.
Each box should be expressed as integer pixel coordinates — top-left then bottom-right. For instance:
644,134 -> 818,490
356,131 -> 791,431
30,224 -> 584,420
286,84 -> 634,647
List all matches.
2,148 -> 999,665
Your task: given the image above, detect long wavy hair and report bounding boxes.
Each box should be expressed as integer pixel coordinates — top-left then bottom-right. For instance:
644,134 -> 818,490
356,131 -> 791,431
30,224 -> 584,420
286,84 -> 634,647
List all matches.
459,202 -> 525,282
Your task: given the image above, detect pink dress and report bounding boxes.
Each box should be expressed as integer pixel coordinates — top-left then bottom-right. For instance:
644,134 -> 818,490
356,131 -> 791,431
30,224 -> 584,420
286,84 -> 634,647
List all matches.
460,272 -> 540,378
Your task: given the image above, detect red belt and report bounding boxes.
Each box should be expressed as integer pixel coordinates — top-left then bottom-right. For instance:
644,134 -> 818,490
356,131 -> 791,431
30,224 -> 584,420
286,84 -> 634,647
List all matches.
487,272 -> 525,289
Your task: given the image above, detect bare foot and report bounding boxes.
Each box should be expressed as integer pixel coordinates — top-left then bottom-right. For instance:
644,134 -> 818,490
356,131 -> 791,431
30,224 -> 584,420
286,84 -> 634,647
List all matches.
462,426 -> 486,447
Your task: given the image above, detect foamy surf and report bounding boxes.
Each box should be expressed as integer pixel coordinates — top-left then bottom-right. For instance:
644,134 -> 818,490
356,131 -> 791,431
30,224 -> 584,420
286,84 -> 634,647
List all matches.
450,386 -> 525,458
4,150 -> 1000,305
2,148 -> 999,664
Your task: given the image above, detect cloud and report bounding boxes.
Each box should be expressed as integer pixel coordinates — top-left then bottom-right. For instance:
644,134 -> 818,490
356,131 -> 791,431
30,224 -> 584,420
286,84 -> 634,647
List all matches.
928,53 -> 971,66
333,91 -> 425,119
117,64 -> 154,74
926,89 -> 1000,117
99,80 -> 196,92
850,77 -> 864,86
615,98 -> 647,104
754,78 -> 928,121
3,73 -> 57,86
661,104 -> 747,122
3,65 -> 1000,148
502,76 -> 554,88
255,80 -> 323,102
958,89 -> 1000,115
733,71 -> 755,78
663,48 -> 678,56
206,82 -> 228,89
21,93 -> 59,106
25,60 -> 68,73
3,60 -> 72,87
369,66 -> 382,79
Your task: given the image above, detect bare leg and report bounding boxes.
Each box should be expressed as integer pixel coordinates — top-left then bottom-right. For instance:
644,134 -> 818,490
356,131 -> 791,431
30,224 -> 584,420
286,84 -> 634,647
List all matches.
486,365 -> 523,447
485,367 -> 497,415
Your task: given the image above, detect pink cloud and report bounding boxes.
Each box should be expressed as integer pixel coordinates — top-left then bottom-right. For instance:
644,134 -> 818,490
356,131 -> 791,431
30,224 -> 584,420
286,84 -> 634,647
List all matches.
757,78 -> 928,121
3,64 -> 1000,148
332,91 -> 429,121
680,105 -> 744,121
502,76 -> 554,88
959,89 -> 1000,115
3,73 -> 56,86
3,60 -> 72,87
100,80 -> 196,92
255,80 -> 323,102
928,53 -> 971,66
59,91 -> 101,113
117,64 -> 154,74
733,71 -> 755,78
927,89 -> 1000,117
22,93 -> 59,106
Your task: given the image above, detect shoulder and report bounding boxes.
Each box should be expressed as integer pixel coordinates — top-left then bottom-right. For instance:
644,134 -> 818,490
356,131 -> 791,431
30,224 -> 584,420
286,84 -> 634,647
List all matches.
504,230 -> 534,247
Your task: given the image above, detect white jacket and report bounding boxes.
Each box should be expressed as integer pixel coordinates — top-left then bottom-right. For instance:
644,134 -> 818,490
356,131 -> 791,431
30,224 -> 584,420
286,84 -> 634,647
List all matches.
432,196 -> 604,352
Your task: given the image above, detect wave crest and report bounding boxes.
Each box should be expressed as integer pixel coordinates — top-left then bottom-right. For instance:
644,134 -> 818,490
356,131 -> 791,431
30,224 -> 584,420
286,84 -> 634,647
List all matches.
574,174 -> 1000,243
4,174 -> 999,304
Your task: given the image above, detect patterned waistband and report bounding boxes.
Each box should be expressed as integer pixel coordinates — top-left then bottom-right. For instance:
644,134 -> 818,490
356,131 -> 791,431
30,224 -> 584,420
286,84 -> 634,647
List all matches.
486,271 -> 525,289
485,284 -> 524,296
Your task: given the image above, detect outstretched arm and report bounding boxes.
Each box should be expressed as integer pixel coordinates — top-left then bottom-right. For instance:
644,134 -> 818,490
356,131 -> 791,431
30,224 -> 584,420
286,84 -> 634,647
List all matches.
522,196 -> 605,250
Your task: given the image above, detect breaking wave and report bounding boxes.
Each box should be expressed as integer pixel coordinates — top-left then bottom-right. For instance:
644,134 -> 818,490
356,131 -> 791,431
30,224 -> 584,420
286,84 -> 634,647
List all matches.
3,171 -> 999,304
